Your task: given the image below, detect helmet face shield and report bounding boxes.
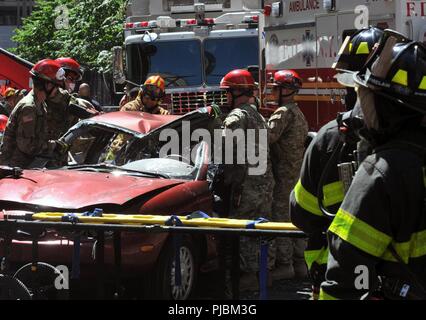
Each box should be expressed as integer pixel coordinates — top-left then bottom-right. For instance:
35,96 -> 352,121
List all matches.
334,28 -> 385,87
355,39 -> 426,115
361,29 -> 411,74
333,34 -> 358,71
56,68 -> 66,82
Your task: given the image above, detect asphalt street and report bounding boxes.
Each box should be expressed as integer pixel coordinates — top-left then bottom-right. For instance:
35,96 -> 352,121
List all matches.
196,270 -> 312,300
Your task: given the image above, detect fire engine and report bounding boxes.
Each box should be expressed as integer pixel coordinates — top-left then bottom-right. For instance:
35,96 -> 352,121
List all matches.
0,48 -> 32,96
261,0 -> 426,130
113,0 -> 263,115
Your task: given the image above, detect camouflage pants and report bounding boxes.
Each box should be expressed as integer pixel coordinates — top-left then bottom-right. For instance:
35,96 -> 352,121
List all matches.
270,177 -> 306,266
229,181 -> 274,273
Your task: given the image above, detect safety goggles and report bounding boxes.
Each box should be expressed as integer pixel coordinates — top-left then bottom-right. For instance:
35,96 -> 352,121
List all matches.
143,85 -> 164,100
65,74 -> 79,82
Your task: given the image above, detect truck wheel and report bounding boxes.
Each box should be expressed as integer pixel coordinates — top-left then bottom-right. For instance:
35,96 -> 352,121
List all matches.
152,236 -> 198,300
13,262 -> 69,300
0,274 -> 32,300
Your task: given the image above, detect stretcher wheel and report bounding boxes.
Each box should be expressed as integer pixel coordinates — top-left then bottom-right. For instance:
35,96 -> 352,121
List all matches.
13,262 -> 69,300
0,274 -> 32,300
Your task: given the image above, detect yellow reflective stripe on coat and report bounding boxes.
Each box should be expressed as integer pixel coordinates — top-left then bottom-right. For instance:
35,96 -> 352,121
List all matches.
304,247 -> 329,270
319,288 -> 339,300
294,180 -> 345,217
423,167 -> 426,187
322,181 -> 345,207
294,180 -> 322,216
382,229 -> 426,263
329,209 -> 392,258
379,169 -> 426,262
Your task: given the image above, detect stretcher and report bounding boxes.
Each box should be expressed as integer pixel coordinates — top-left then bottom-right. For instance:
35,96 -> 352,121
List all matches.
32,211 -> 299,231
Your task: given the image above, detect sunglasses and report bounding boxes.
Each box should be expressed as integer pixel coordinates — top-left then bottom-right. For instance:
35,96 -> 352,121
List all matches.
65,75 -> 79,82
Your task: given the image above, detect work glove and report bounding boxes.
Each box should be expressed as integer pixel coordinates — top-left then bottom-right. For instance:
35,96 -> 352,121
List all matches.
54,140 -> 70,155
159,108 -> 170,115
210,103 -> 222,118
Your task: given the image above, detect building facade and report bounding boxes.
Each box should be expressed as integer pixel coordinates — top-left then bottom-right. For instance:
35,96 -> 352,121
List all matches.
0,0 -> 35,49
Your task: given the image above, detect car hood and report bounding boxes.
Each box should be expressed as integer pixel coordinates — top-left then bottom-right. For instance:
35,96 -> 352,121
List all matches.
0,169 -> 184,209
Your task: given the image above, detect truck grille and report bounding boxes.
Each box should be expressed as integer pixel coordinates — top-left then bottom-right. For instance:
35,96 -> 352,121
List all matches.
169,90 -> 228,115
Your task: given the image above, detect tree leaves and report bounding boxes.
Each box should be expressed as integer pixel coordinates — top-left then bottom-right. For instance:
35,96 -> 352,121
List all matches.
11,0 -> 127,72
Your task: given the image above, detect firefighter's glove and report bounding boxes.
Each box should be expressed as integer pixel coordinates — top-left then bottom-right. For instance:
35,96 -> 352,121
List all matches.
159,108 -> 170,115
211,104 -> 222,118
54,140 -> 70,155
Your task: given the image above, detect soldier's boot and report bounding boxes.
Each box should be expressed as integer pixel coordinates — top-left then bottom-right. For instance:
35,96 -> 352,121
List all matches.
239,272 -> 259,292
270,263 -> 295,282
294,260 -> 309,279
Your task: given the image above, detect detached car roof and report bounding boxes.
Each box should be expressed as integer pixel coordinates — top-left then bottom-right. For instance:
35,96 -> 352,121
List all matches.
89,111 -> 182,134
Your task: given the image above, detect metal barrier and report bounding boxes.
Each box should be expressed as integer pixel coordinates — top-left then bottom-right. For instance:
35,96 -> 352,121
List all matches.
0,216 -> 306,300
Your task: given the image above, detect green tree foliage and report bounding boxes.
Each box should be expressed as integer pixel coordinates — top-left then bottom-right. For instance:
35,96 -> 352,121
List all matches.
12,0 -> 127,72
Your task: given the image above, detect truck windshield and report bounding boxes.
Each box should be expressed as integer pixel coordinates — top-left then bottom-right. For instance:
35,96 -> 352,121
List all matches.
204,36 -> 258,85
127,39 -> 203,87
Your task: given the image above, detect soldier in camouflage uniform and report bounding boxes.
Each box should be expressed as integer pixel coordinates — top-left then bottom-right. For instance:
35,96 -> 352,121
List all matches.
267,70 -> 308,281
120,75 -> 170,115
46,88 -> 79,140
46,58 -> 100,141
0,60 -> 69,168
220,69 -> 274,291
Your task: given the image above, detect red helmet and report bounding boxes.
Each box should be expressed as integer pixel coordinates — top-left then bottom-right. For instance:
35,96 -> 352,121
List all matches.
30,59 -> 65,85
55,57 -> 83,81
220,69 -> 256,89
271,70 -> 302,91
0,115 -> 8,132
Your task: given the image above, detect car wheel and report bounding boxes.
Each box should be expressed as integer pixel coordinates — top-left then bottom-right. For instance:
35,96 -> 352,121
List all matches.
13,262 -> 69,300
0,274 -> 32,300
152,236 -> 198,300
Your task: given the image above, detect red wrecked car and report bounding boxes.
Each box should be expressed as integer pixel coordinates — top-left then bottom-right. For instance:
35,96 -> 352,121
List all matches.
0,108 -> 224,300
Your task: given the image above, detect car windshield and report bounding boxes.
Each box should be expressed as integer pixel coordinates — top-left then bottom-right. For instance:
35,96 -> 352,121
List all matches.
122,158 -> 195,179
204,36 -> 258,85
65,160 -> 196,180
126,40 -> 203,88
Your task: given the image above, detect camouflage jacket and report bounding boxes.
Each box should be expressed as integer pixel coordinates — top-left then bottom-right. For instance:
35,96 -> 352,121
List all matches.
46,88 -> 79,140
120,96 -> 169,115
268,102 -> 308,181
0,90 -> 57,168
222,103 -> 273,189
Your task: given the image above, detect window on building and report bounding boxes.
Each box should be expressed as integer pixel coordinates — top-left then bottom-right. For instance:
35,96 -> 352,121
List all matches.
0,6 -> 18,26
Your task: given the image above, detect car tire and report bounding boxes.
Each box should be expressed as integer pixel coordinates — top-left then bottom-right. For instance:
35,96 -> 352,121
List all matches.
0,274 -> 32,300
151,236 -> 198,300
13,262 -> 69,300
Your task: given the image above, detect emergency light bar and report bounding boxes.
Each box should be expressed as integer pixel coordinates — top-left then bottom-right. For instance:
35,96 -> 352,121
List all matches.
124,18 -> 215,30
242,15 -> 259,24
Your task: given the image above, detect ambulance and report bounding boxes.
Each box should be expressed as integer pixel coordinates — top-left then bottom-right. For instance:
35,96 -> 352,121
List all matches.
114,0 -> 263,114
261,0 -> 426,130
